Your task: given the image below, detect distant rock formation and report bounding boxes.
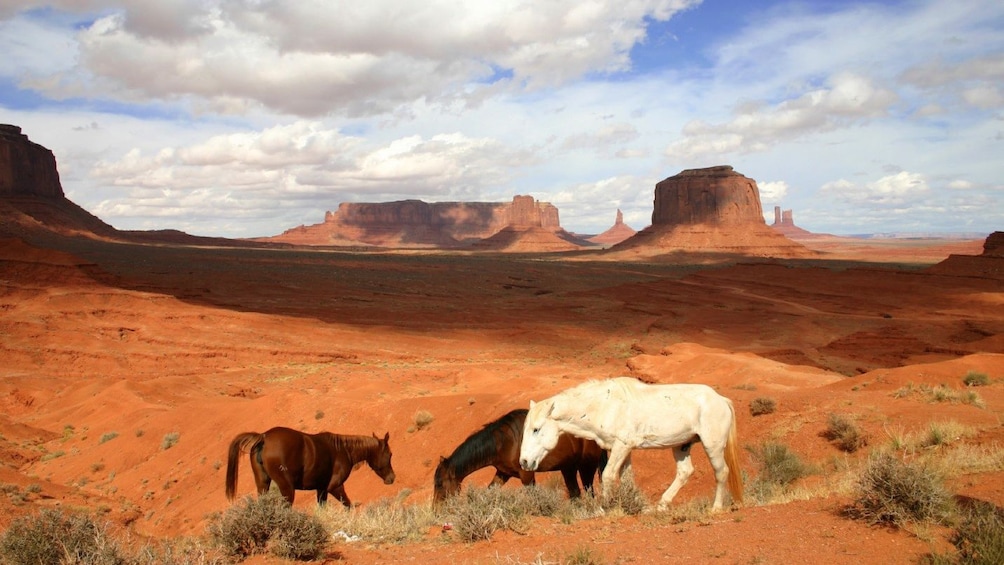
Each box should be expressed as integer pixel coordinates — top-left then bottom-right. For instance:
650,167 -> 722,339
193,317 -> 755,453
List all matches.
0,124 -> 121,239
929,231 -> 1004,278
0,124 -> 63,198
472,226 -> 588,252
588,209 -> 637,246
608,166 -> 815,260
266,196 -> 569,248
769,206 -> 814,239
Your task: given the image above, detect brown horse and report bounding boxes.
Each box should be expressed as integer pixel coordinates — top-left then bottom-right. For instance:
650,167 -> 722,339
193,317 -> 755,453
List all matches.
226,427 -> 395,506
433,408 -> 606,505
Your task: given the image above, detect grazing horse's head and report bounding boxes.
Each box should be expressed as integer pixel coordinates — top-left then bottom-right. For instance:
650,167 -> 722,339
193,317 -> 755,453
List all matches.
432,456 -> 459,505
368,432 -> 396,485
519,399 -> 561,472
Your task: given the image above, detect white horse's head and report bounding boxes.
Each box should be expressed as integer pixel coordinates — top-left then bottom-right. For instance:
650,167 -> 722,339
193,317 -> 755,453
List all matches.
519,399 -> 560,471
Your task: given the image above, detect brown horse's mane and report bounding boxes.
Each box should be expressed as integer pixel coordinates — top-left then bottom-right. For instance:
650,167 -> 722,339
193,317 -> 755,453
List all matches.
442,409 -> 525,478
321,433 -> 383,463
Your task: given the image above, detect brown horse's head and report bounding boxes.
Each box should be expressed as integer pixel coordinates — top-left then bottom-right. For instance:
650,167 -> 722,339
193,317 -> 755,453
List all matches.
432,455 -> 460,505
369,432 -> 396,485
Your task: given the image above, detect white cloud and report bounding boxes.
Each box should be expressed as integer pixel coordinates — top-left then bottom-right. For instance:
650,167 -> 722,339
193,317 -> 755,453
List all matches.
758,180 -> 789,204
820,171 -> 929,206
8,0 -> 700,117
665,72 -> 898,160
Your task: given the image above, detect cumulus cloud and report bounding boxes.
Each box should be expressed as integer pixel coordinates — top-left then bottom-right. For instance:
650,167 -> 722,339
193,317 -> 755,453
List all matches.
820,171 -> 929,206
665,72 -> 898,160
89,122 -> 536,222
758,180 -> 789,204
8,0 -> 699,117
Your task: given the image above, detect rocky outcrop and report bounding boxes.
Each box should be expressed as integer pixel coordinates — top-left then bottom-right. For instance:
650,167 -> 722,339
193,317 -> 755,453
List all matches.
0,124 -> 122,239
770,206 -> 814,239
608,166 -> 815,260
267,196 -> 566,248
0,125 -> 63,198
588,209 -> 637,246
928,231 -> 1004,278
983,231 -> 1004,257
652,165 -> 764,226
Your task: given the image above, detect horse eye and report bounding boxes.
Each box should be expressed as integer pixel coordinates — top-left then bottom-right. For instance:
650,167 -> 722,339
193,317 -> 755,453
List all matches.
532,428 -> 539,435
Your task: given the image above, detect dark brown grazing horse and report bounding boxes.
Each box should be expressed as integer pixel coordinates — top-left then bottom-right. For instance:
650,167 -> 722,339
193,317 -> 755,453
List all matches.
433,408 -> 606,505
226,427 -> 395,506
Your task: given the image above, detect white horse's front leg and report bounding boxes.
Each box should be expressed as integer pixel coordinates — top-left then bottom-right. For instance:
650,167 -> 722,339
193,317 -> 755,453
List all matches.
657,444 -> 694,510
600,443 -> 632,498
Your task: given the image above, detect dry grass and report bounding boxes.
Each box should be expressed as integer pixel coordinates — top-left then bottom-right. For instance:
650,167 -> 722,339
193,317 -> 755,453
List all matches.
318,490 -> 436,544
892,383 -> 985,409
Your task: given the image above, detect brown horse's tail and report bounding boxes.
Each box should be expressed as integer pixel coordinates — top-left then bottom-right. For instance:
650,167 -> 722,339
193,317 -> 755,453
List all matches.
226,432 -> 264,501
724,401 -> 744,506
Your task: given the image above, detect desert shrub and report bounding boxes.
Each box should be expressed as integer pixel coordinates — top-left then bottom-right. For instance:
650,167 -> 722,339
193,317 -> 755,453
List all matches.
894,383 -> 985,408
442,484 -> 568,542
161,432 -> 181,450
443,486 -> 530,542
747,442 -> 810,504
0,508 -> 126,565
131,537 -> 228,565
962,371 -> 990,387
563,545 -> 605,565
749,397 -> 777,416
411,410 -> 434,432
823,413 -> 868,453
950,500 -> 1004,565
599,474 -> 647,516
99,431 -> 119,444
208,490 -> 328,561
850,453 -> 952,527
320,491 -> 436,544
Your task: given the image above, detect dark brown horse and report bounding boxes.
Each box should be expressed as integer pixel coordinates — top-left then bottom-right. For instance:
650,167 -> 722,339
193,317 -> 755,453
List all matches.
226,427 -> 395,506
433,408 -> 605,504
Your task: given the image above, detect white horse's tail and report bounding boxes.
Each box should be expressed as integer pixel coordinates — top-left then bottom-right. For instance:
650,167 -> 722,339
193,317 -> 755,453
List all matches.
724,401 -> 744,506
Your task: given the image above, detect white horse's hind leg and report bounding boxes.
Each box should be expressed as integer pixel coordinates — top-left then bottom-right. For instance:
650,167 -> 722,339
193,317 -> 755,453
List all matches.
706,443 -> 731,511
600,444 -> 631,498
657,444 -> 694,510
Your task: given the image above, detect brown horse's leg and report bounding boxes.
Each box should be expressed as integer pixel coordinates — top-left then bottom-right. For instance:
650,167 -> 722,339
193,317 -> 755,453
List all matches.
517,469 -> 535,487
329,484 -> 351,507
250,446 -> 272,496
560,467 -> 582,498
489,469 -> 512,487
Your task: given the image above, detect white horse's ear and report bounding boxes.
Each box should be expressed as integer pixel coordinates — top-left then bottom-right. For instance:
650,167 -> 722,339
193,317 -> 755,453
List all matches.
545,402 -> 556,417
529,400 -> 536,410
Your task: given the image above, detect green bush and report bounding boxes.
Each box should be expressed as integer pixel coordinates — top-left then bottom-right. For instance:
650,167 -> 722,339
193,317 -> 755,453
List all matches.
851,453 -> 952,527
823,413 -> 868,453
0,508 -> 126,565
749,397 -> 777,416
208,490 -> 328,561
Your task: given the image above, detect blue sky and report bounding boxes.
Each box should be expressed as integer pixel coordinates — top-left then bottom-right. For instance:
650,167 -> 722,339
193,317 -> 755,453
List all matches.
1,0 -> 1001,238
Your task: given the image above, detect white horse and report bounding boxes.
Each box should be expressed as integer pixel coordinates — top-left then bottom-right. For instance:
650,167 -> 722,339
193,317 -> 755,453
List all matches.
519,377 -> 743,511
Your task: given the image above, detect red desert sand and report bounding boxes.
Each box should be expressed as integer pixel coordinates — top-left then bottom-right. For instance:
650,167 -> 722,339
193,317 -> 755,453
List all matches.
1,229 -> 1001,564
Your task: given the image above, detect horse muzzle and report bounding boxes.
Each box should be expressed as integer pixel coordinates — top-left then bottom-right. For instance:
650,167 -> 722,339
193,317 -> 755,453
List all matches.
519,457 -> 538,472
383,473 -> 396,485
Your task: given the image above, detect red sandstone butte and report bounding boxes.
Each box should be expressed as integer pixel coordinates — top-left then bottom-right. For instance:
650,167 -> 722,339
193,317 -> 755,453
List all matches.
609,165 -> 815,260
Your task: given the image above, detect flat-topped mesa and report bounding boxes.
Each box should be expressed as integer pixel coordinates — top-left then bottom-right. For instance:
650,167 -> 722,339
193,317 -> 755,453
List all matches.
0,124 -> 64,198
273,195 -> 565,247
608,165 -> 816,260
652,165 -> 764,226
